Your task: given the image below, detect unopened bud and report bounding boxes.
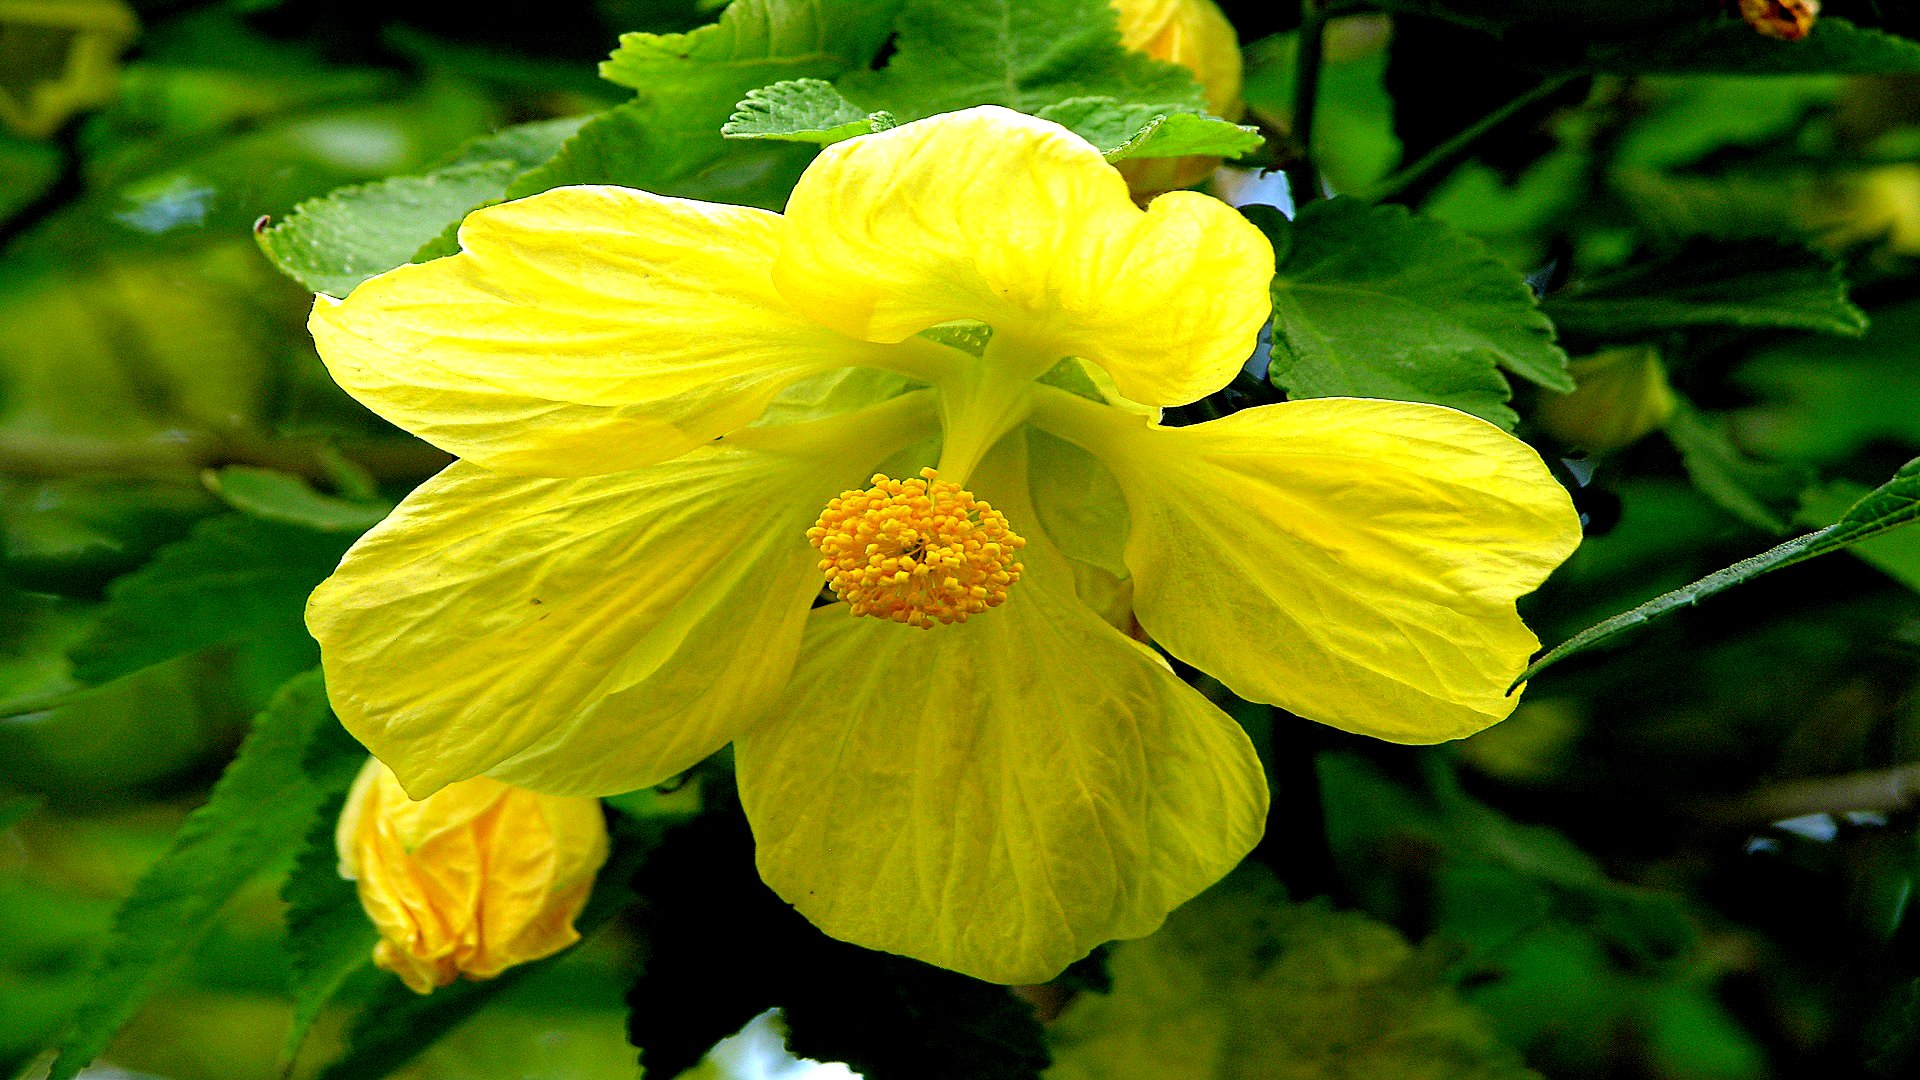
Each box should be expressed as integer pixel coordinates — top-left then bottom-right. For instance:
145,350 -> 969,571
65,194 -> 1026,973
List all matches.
1110,0 -> 1244,196
1536,345 -> 1677,452
336,758 -> 610,994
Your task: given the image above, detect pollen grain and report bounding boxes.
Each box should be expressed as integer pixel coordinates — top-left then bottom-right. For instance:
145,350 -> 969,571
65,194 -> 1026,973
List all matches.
808,467 -> 1026,629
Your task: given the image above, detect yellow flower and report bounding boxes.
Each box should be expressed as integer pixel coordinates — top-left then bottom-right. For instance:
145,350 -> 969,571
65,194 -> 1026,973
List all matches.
1110,0 -> 1244,196
335,757 -> 610,994
305,106 -> 1580,983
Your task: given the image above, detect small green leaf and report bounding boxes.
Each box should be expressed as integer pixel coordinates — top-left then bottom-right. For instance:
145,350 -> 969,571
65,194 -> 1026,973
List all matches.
47,672 -> 362,1080
280,790 -> 379,1070
204,466 -> 391,533
1666,404 -> 1813,534
258,160 -> 518,298
1032,97 -> 1261,162
68,513 -> 356,685
1258,199 -> 1573,429
1518,456 -> 1920,684
1577,17 -> 1920,76
1798,481 -> 1920,593
1543,242 -> 1867,338
723,78 -> 886,144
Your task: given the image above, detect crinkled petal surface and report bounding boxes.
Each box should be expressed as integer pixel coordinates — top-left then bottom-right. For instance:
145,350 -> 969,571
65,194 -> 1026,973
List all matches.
307,394 -> 938,797
1034,390 -> 1582,742
309,185 -> 914,477
735,441 -> 1268,985
773,106 -> 1273,406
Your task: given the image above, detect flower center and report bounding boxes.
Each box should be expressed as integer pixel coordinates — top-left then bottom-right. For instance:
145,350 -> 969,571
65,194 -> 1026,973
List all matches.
808,467 -> 1026,629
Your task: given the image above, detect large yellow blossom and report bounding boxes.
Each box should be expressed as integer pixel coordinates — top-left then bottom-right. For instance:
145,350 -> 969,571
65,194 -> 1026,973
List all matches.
305,106 -> 1581,983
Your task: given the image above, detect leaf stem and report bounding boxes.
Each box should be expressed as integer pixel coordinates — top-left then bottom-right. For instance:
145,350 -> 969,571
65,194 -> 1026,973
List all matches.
1362,73 -> 1580,204
1284,0 -> 1329,206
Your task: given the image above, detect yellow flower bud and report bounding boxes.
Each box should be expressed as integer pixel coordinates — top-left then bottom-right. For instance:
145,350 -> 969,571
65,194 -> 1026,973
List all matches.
1110,0 -> 1244,196
335,758 -> 610,994
1535,345 -> 1677,452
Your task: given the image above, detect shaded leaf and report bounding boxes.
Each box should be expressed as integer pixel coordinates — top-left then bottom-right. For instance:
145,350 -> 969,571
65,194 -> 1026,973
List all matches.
1520,456 -> 1920,682
280,790 -> 378,1069
47,672 -> 361,1080
1666,404 -> 1813,534
204,466 -> 390,534
1577,17 -> 1920,76
1047,865 -> 1539,1080
1543,242 -> 1866,339
68,513 -> 355,685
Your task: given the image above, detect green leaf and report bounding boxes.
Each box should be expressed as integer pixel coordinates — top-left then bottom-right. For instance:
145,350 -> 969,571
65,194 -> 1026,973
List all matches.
47,671 -> 363,1080
1046,866 -> 1539,1080
1258,199 -> 1572,430
837,0 -> 1202,121
257,160 -> 517,298
257,117 -> 587,297
314,818 -> 652,1080
68,513 -> 356,685
722,77 -> 890,144
1797,481 -> 1920,593
1731,299 -> 1920,464
1666,404 -> 1814,534
204,466 -> 391,533
1577,17 -> 1920,75
1,477 -> 216,597
279,790 -> 378,1070
1518,456 -> 1920,683
510,0 -> 896,208
1032,98 -> 1261,162
1544,242 -> 1866,339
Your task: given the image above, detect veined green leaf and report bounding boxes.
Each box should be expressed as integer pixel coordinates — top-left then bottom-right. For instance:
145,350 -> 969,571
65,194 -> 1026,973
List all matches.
1666,404 -> 1813,534
1518,457 -> 1920,684
511,0 -> 896,207
46,672 -> 362,1080
723,78 -> 892,144
1544,242 -> 1866,338
1033,97 -> 1261,162
68,513 -> 356,685
280,791 -> 379,1070
1259,198 -> 1572,430
257,117 -> 586,297
204,466 -> 391,534
838,0 -> 1202,120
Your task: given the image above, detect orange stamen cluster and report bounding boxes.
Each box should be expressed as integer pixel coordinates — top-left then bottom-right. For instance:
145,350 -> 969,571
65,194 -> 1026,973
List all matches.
808,467 -> 1026,629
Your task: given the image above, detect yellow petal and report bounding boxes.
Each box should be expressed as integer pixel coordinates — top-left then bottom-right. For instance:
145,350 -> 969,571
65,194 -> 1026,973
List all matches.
1111,0 -> 1244,120
735,439 -> 1268,984
308,393 -> 939,797
310,185 -> 933,477
773,107 -> 1273,407
1033,387 -> 1582,742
